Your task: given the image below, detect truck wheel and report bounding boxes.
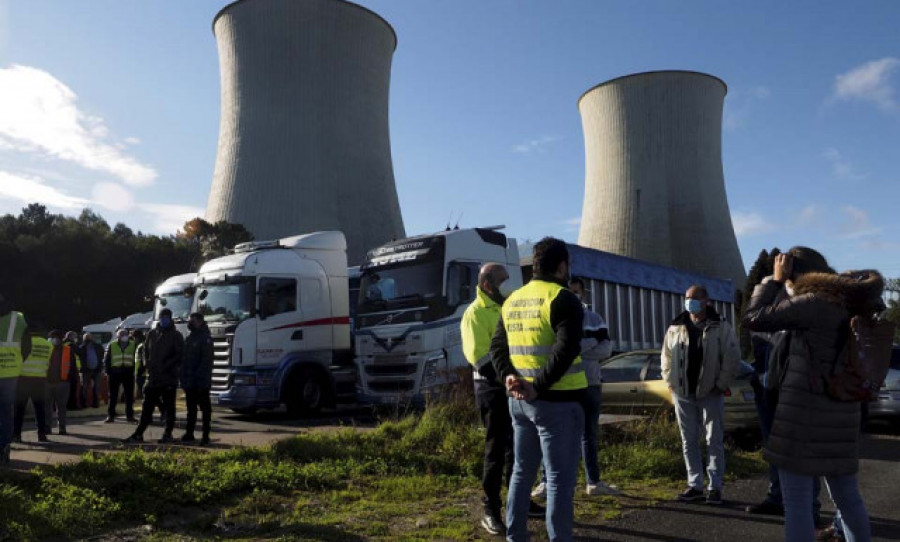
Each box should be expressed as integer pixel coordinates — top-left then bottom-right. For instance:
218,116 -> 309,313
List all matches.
230,407 -> 257,416
285,369 -> 325,417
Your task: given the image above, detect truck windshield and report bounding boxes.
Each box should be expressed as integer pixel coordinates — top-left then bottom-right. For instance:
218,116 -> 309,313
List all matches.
155,291 -> 192,322
195,280 -> 255,323
358,261 -> 442,314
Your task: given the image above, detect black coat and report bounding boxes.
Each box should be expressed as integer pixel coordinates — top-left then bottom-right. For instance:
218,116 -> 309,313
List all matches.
180,324 -> 213,390
78,342 -> 105,374
144,326 -> 184,388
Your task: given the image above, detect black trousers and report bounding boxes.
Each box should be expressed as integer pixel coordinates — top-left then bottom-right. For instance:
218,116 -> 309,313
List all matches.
475,380 -> 514,514
107,371 -> 135,419
135,385 -> 176,437
14,378 -> 48,436
183,388 -> 212,437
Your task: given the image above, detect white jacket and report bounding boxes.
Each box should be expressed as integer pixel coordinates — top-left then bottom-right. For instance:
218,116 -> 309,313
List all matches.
661,312 -> 741,399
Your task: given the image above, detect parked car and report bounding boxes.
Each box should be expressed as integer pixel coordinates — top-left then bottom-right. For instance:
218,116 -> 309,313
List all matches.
866,346 -> 900,423
598,349 -> 759,432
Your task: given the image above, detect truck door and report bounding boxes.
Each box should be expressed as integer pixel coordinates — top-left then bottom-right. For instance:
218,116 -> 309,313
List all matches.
255,276 -> 302,367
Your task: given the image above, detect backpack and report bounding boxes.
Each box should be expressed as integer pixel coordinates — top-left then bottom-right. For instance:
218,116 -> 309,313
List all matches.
825,315 -> 896,402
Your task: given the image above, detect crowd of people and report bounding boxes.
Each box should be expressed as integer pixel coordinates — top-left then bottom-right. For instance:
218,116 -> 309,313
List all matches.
0,304 -> 215,465
462,238 -> 884,542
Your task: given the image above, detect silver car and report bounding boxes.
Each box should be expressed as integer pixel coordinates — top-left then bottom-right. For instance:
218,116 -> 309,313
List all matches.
866,347 -> 900,421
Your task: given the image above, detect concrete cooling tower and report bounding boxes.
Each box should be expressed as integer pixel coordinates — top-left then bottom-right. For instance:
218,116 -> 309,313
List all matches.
577,71 -> 746,288
206,0 -> 405,264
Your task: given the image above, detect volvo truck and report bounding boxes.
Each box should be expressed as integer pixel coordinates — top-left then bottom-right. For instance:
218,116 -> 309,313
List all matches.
194,231 -> 355,415
354,227 -> 523,405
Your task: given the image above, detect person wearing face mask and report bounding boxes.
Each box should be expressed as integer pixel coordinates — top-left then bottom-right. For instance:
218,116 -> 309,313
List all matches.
461,263 -> 542,535
661,284 -> 741,505
103,329 -> 137,423
79,333 -> 104,409
45,330 -> 77,435
0,293 -> 29,465
179,313 -> 214,445
124,308 -> 184,444
491,237 -> 586,542
63,331 -> 82,411
14,331 -> 52,443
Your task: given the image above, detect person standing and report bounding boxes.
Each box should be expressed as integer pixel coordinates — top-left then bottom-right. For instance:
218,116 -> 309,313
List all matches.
132,329 -> 146,400
661,284 -> 741,505
0,294 -> 29,465
491,237 -> 586,542
124,308 -> 183,443
14,332 -> 52,443
64,331 -> 82,410
104,329 -> 136,423
79,333 -> 103,408
45,330 -> 77,435
179,313 -> 214,445
743,248 -> 878,542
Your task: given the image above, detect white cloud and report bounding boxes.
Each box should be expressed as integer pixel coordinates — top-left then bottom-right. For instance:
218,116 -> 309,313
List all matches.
124,137 -> 141,145
822,148 -> 866,182
840,205 -> 881,239
513,135 -> 559,154
91,182 -> 136,212
0,170 -> 89,210
731,211 -> 776,237
138,203 -> 205,234
833,57 -> 900,111
0,64 -> 157,186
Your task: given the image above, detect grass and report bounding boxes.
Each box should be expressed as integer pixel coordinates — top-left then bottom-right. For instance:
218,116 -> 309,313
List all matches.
0,398 -> 766,541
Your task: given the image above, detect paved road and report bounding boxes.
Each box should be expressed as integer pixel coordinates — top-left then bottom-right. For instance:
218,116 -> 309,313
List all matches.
580,423 -> 900,542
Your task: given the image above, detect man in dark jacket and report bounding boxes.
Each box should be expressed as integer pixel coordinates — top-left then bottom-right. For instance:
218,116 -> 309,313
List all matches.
179,313 -> 213,445
124,308 -> 183,443
79,333 -> 104,408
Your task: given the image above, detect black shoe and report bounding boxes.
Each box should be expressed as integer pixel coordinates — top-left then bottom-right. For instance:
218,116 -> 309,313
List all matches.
104,416 -> 115,423
199,435 -> 211,447
126,417 -> 137,423
180,433 -> 196,443
58,426 -> 67,436
37,433 -> 49,443
158,434 -> 174,444
706,489 -> 723,505
677,487 -> 705,502
745,500 -> 784,516
528,501 -> 546,519
480,513 -> 505,536
122,434 -> 144,444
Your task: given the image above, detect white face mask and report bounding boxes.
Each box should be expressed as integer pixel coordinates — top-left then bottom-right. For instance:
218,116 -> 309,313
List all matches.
118,336 -> 129,344
50,338 -> 61,346
498,281 -> 516,299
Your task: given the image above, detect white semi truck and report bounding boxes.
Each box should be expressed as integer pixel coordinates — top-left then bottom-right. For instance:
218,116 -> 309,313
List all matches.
194,231 -> 356,415
151,273 -> 197,337
354,227 -> 523,405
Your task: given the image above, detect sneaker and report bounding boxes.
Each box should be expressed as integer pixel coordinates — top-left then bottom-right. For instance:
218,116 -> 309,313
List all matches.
104,416 -> 115,423
677,487 -> 705,502
480,513 -> 505,536
587,481 -> 621,496
180,433 -> 196,444
158,434 -> 174,444
122,434 -> 144,444
531,481 -> 547,499
706,489 -> 723,505
528,501 -> 545,519
745,500 -> 784,516
37,433 -> 49,443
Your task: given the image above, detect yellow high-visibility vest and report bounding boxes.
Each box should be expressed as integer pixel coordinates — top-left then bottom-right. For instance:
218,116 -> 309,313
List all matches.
461,288 -> 502,372
108,340 -> 136,369
0,311 -> 27,379
502,279 -> 587,392
20,336 -> 51,379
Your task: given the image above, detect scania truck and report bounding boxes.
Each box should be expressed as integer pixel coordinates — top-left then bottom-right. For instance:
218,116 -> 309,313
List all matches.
194,231 -> 355,415
151,273 -> 197,337
354,226 -> 523,405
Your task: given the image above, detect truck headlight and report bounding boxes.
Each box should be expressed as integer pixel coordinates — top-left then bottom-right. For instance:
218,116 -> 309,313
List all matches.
421,354 -> 444,388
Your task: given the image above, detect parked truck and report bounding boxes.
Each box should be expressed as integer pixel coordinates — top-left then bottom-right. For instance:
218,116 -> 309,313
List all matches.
354,226 -> 523,405
194,231 -> 356,415
151,273 -> 197,337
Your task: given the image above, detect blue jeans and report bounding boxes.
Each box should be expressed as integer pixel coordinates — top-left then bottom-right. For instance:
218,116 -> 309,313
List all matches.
780,468 -> 870,542
581,385 -> 602,484
0,378 -> 17,447
673,393 -> 725,491
507,398 -> 583,542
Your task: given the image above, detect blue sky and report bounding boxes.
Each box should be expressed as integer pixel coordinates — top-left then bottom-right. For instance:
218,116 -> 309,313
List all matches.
0,0 -> 898,278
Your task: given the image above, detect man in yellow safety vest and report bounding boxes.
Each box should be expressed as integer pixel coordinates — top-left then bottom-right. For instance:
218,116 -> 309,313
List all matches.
104,329 -> 137,423
490,237 -> 587,542
0,293 -> 29,465
14,332 -> 51,443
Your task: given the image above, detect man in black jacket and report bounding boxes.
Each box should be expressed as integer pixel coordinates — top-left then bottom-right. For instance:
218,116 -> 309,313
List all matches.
179,313 -> 213,445
124,308 -> 184,443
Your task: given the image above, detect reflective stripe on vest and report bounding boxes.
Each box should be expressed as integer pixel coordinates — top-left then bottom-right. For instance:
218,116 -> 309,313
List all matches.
0,312 -> 27,378
502,280 -> 587,392
109,340 -> 136,369
21,336 -> 51,378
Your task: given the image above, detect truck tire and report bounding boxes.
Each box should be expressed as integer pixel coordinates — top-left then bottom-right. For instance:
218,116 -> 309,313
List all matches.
285,369 -> 325,417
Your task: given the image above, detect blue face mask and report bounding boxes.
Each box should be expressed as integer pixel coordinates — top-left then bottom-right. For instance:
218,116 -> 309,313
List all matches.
684,299 -> 704,315
159,317 -> 172,328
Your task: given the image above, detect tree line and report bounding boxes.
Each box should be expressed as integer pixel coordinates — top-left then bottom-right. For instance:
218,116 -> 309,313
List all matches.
0,204 -> 252,334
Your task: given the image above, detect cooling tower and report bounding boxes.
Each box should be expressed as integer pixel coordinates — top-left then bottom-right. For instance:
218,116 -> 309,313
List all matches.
577,71 -> 746,288
206,0 -> 405,264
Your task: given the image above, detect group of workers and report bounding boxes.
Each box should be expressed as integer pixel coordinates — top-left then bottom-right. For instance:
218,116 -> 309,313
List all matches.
462,238 -> 879,542
0,301 -> 215,465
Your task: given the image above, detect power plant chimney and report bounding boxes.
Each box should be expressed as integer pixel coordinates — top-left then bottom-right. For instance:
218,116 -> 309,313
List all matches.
577,71 -> 746,288
205,0 -> 405,264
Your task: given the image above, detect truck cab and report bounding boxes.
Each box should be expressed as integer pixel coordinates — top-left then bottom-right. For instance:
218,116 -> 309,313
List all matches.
355,227 -> 522,405
152,273 -> 197,337
194,231 -> 355,415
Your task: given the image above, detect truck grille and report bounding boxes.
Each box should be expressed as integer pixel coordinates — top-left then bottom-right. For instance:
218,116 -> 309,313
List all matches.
369,380 -> 415,393
211,334 -> 233,392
